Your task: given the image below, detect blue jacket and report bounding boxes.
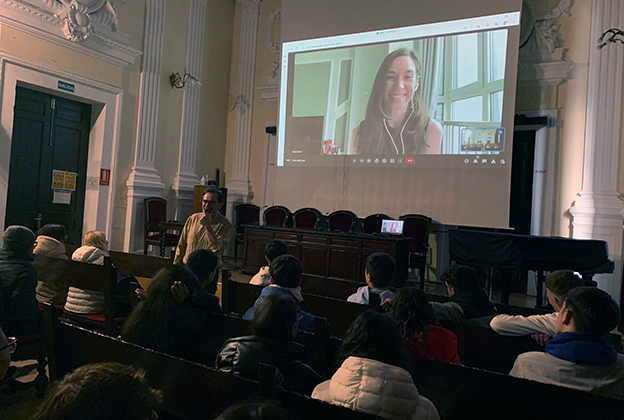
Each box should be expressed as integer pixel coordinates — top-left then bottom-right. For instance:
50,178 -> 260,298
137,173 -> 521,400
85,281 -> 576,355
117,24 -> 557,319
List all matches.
244,285 -> 316,333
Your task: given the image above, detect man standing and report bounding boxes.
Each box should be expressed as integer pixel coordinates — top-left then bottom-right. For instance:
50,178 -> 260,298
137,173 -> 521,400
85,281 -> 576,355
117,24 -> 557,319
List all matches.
174,187 -> 232,264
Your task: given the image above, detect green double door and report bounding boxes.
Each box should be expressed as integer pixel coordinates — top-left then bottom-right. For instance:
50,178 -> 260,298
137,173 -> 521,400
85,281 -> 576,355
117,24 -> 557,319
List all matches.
5,86 -> 91,245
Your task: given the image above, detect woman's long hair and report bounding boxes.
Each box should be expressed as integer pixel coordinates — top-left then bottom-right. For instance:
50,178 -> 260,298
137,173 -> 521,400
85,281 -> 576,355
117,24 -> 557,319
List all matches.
335,310 -> 410,371
251,293 -> 298,341
121,265 -> 200,342
357,48 -> 429,154
387,287 -> 435,342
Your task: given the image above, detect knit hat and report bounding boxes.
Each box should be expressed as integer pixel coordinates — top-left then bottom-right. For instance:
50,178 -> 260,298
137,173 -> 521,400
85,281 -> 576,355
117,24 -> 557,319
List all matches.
2,225 -> 36,255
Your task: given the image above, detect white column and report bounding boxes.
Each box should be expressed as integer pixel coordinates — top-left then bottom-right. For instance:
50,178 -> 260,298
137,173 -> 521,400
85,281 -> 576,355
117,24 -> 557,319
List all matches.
570,0 -> 624,301
172,0 -> 208,220
123,0 -> 167,252
225,0 -> 261,255
227,0 -> 261,201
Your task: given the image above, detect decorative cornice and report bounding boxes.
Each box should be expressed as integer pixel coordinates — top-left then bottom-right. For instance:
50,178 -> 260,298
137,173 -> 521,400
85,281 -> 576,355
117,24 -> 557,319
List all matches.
0,51 -> 122,94
517,60 -> 575,86
0,0 -> 141,67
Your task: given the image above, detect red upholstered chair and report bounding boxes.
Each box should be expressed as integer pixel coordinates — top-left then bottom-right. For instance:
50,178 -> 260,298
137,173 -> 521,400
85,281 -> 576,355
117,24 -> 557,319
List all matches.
328,210 -> 357,233
144,197 -> 180,256
293,207 -> 322,230
234,203 -> 260,261
362,213 -> 391,234
263,205 -> 291,227
399,214 -> 432,288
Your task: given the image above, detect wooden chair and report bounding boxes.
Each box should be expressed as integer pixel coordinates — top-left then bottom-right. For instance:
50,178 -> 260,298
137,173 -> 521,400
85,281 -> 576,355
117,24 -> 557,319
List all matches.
144,197 -> 180,256
362,213 -> 390,234
327,210 -> 357,232
262,205 -> 291,227
233,203 -> 260,261
293,207 -> 322,230
399,214 -> 432,288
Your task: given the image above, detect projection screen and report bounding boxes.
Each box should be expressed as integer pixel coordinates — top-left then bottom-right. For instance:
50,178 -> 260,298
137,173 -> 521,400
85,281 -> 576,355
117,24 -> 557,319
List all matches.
276,0 -> 523,228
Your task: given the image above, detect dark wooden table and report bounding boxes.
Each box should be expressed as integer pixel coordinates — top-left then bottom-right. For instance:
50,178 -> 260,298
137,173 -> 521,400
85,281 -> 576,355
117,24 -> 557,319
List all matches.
242,225 -> 410,287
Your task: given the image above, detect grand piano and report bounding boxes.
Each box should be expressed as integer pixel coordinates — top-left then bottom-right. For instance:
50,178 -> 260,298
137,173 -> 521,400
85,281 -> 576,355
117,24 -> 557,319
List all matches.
448,229 -> 614,307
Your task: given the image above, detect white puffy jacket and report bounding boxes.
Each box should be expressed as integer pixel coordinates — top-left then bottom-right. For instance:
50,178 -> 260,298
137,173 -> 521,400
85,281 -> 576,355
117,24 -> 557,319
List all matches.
312,356 -> 440,420
64,246 -> 108,314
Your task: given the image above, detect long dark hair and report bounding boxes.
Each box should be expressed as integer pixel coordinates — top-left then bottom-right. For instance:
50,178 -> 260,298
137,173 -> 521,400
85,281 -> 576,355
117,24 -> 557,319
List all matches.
121,265 -> 200,342
356,48 -> 429,154
335,311 -> 410,371
251,293 -> 298,341
387,287 -> 435,342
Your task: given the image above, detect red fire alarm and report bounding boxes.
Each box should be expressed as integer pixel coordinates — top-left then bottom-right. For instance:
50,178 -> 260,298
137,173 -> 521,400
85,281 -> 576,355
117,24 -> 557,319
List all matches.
100,169 -> 111,186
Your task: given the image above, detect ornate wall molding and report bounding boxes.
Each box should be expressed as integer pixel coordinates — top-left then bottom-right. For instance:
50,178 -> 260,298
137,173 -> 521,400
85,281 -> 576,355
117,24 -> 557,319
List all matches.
570,0 -> 624,301
517,0 -> 575,87
267,7 -> 280,54
172,0 -> 207,220
0,0 -> 141,67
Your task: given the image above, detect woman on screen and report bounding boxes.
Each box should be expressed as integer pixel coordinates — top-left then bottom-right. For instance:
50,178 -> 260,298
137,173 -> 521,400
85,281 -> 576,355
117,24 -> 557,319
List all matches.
349,48 -> 442,155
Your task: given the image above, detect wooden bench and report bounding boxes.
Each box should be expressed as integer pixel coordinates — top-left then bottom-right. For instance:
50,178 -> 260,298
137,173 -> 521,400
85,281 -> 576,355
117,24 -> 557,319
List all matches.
35,255 -> 119,335
221,270 -> 377,338
42,305 -> 381,420
409,356 -> 624,420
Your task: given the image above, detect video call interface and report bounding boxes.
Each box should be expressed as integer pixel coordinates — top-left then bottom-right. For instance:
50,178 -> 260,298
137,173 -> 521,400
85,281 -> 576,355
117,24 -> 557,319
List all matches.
278,12 -> 520,168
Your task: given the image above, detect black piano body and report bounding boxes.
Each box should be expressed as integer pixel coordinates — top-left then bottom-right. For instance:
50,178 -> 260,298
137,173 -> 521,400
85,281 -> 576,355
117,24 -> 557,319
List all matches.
449,229 -> 614,307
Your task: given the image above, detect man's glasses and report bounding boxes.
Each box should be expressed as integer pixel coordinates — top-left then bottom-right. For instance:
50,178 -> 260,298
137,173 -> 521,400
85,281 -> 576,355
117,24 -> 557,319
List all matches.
0,337 -> 17,354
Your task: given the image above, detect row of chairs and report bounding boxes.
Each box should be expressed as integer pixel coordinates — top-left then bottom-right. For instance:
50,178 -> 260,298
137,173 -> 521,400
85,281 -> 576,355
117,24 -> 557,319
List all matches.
234,204 -> 432,282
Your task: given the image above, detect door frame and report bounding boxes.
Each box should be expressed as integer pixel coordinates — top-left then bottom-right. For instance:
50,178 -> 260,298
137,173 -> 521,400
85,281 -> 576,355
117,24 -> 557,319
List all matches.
0,53 -> 122,243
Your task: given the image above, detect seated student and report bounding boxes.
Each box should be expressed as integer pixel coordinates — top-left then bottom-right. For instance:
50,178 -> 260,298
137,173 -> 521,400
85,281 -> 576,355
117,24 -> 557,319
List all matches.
312,311 -> 440,420
490,270 -> 583,344
250,240 -> 289,286
33,362 -> 162,420
122,265 -> 229,365
388,287 -> 461,365
430,265 -> 497,324
216,293 -> 321,396
347,252 -> 395,308
244,255 -> 315,333
184,249 -> 221,304
33,224 -> 70,305
0,226 -> 40,336
510,287 -> 624,399
65,231 -> 109,314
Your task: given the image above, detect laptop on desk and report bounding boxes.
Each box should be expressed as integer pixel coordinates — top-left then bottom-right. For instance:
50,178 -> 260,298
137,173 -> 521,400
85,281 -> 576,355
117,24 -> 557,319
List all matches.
380,220 -> 404,235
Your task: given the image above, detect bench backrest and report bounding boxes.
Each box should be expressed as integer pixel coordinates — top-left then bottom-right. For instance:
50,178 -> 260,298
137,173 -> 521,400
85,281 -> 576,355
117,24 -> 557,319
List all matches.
410,356 -> 624,420
35,255 -> 117,335
108,250 -> 173,279
300,274 -> 364,300
221,270 -> 373,338
43,306 -> 380,420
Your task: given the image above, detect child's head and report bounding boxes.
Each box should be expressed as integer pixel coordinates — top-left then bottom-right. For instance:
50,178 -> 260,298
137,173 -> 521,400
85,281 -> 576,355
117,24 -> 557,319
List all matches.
82,231 -> 108,252
265,240 -> 289,263
269,254 -> 302,288
365,252 -> 395,289
544,270 -> 583,311
557,287 -> 620,336
441,265 -> 480,295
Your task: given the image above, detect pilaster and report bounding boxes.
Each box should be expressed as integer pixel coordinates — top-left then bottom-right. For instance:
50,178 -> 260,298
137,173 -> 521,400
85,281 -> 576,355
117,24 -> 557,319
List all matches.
124,0 -> 167,252
570,0 -> 624,300
227,0 -> 261,201
172,0 -> 208,221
